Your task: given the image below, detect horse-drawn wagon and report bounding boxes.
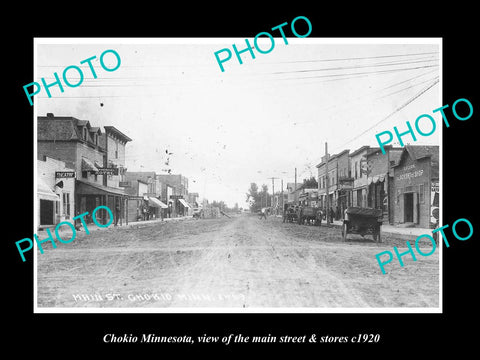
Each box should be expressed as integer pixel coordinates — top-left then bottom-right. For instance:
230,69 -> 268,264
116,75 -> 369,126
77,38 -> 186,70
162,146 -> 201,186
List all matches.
297,206 -> 322,226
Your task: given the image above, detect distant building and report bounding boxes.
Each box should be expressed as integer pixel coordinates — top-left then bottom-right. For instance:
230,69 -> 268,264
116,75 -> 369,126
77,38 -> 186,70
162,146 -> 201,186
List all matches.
188,192 -> 200,208
156,174 -> 190,216
317,150 -> 349,219
124,171 -> 168,221
366,145 -> 403,224
286,182 -> 300,204
349,146 -> 380,208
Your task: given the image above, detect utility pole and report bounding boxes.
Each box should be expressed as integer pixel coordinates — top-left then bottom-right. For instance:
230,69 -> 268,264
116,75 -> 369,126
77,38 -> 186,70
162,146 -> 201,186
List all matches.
294,167 -> 297,205
267,177 -> 279,216
281,179 -> 284,215
325,142 -> 330,224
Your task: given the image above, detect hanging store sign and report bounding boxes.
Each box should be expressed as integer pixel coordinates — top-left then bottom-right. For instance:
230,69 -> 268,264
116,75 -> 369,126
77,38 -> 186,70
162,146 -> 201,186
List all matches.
55,171 -> 76,178
170,195 -> 184,199
96,168 -> 119,176
119,181 -> 131,187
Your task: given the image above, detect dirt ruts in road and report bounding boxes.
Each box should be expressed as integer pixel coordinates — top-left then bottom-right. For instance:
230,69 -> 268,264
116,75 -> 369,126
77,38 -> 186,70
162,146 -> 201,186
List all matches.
37,215 -> 439,309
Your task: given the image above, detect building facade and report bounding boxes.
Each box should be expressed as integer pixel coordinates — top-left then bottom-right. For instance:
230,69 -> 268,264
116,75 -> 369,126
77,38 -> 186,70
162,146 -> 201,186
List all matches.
365,146 -> 403,224
156,174 -> 190,216
37,155 -> 76,229
124,171 -> 168,221
37,113 -> 131,226
349,146 -> 381,208
392,145 -> 439,228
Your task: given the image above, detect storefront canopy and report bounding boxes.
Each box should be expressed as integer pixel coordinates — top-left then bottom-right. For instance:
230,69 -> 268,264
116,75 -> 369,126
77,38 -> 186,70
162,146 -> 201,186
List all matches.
368,174 -> 386,185
179,198 -> 191,208
81,158 -> 98,172
148,197 -> 168,208
76,179 -> 126,196
38,178 -> 59,201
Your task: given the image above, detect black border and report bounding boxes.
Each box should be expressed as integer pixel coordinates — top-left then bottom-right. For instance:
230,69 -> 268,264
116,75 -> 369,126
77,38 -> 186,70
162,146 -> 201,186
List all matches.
7,4 -> 478,355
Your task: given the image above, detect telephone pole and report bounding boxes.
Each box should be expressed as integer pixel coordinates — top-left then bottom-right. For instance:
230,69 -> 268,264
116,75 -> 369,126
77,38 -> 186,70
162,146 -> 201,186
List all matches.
294,167 -> 297,205
325,142 -> 330,224
267,177 -> 279,210
281,179 -> 284,215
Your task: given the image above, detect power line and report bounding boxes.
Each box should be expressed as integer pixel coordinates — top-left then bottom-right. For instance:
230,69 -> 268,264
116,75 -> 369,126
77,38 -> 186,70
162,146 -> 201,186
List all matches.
332,78 -> 439,153
277,51 -> 439,64
270,58 -> 438,75
295,77 -> 439,179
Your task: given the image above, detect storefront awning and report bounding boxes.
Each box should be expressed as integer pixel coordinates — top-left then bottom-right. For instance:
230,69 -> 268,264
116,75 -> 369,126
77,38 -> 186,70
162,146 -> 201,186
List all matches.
368,174 -> 386,185
76,179 -> 127,196
179,198 -> 191,208
38,178 -> 59,201
148,197 -> 168,208
81,158 -> 99,172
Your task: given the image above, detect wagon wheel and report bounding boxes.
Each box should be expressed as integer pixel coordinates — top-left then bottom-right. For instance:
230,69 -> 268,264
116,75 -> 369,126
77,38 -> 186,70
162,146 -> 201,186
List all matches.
342,222 -> 348,241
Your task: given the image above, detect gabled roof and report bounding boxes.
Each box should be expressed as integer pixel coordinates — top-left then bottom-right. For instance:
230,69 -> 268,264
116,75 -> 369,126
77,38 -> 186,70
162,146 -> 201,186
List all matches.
349,145 -> 370,157
393,145 -> 439,178
38,116 -> 84,141
89,126 -> 102,135
104,126 -> 132,143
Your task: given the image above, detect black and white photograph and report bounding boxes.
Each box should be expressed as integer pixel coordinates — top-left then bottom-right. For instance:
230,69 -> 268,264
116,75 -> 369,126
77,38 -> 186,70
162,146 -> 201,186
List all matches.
7,6 -> 478,354
33,38 -> 441,312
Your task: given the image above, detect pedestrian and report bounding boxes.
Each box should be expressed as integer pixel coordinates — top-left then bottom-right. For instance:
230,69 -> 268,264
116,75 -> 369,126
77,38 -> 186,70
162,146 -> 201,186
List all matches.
114,202 -> 120,226
260,207 -> 267,220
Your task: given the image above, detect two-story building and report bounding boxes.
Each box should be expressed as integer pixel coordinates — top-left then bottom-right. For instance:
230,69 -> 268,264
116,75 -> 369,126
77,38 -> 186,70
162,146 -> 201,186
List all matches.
365,145 -> 403,224
37,113 -> 131,226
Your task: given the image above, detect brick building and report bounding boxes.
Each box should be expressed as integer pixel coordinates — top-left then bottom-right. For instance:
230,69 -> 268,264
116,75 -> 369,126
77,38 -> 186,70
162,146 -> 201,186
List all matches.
37,113 -> 131,226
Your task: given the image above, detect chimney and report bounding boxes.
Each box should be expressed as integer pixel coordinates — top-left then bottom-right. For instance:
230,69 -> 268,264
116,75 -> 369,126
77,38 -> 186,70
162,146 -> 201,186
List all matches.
46,113 -> 54,118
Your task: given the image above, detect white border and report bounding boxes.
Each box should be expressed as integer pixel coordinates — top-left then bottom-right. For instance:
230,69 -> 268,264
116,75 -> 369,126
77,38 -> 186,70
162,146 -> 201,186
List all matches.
33,37 -> 443,314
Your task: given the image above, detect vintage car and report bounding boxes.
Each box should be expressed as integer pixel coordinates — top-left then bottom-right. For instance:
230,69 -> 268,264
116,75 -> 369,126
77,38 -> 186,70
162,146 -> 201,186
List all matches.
342,207 -> 383,242
192,208 -> 203,219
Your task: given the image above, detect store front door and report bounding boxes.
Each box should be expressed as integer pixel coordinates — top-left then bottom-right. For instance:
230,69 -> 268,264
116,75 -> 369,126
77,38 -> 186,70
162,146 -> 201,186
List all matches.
404,193 -> 413,222
404,192 -> 419,224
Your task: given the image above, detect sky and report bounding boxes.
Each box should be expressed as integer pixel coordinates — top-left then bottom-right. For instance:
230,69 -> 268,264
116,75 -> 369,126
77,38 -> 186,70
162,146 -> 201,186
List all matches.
35,38 -> 441,208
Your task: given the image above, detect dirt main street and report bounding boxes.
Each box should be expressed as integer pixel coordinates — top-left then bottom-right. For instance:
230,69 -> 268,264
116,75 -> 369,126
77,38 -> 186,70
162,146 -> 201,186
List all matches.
37,214 -> 439,309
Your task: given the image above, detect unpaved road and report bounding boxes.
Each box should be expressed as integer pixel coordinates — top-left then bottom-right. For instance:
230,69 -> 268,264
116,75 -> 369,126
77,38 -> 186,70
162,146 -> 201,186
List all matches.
37,214 -> 439,309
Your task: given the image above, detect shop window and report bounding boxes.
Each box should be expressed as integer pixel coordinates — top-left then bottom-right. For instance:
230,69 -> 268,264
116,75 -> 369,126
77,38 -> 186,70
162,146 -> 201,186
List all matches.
63,193 -> 70,219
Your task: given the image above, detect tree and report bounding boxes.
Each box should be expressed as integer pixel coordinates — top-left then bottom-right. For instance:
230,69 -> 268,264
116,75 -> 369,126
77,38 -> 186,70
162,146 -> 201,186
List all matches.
303,176 -> 318,188
246,182 -> 261,212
